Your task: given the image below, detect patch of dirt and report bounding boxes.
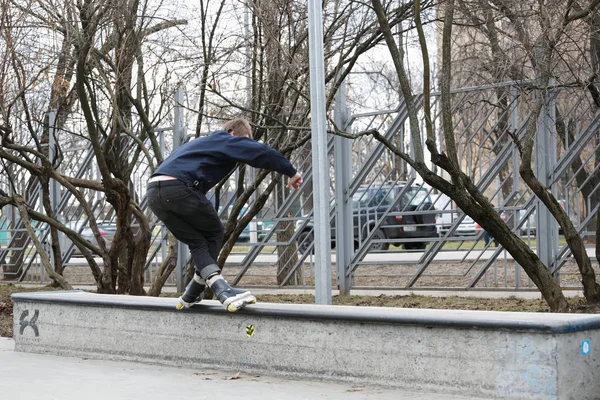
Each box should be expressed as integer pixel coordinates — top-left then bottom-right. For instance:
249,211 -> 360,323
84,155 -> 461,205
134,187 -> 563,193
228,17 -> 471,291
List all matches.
228,259 -> 597,291
0,296 -> 12,338
22,257 -> 598,291
255,293 -> 554,312
0,284 -> 62,338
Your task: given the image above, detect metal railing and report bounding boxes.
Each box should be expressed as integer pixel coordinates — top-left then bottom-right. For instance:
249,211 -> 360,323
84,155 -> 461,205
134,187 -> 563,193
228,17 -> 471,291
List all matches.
1,81 -> 598,293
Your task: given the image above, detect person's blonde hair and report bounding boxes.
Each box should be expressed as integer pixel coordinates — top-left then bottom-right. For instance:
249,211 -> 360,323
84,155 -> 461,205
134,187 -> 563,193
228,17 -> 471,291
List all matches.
223,118 -> 253,139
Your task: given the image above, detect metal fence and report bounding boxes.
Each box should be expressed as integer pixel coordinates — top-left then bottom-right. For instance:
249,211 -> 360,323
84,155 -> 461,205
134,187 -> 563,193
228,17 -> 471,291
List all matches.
1,81 -> 598,292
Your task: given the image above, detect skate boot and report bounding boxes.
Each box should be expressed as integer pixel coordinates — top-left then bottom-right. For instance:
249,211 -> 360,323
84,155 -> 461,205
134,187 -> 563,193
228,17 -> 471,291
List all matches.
175,274 -> 206,310
207,274 -> 256,312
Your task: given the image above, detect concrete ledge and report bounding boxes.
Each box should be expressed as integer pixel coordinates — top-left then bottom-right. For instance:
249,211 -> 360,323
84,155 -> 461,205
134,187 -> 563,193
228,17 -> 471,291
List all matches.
12,291 -> 600,399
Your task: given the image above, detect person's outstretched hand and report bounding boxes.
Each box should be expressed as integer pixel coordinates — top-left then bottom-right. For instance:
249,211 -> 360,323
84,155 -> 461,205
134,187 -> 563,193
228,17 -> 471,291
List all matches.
287,172 -> 303,190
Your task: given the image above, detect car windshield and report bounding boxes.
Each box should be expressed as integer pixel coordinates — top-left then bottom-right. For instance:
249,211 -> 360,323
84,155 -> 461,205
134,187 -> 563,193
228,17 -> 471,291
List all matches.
352,187 -> 394,208
352,186 -> 431,209
401,189 -> 429,207
352,191 -> 368,208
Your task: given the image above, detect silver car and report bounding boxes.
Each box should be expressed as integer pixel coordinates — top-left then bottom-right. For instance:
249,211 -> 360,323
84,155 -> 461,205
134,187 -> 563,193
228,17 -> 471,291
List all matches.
518,209 -> 536,235
62,220 -> 114,254
455,215 -> 478,236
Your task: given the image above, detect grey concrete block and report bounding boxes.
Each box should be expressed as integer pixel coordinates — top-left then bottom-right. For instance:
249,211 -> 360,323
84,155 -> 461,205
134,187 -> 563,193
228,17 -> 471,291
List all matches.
12,291 -> 600,399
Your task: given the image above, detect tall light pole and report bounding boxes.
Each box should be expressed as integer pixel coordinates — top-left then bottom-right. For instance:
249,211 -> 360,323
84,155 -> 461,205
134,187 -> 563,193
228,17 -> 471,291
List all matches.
308,0 -> 332,305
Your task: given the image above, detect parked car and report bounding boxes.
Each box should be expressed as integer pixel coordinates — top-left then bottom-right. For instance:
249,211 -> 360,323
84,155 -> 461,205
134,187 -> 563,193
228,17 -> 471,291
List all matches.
98,222 -> 118,241
220,206 -> 273,243
62,220 -> 114,254
257,221 -> 274,241
455,215 -> 478,236
432,195 -> 478,236
518,209 -> 536,235
295,183 -> 438,253
234,219 -> 273,242
431,194 -> 452,235
517,200 -> 578,236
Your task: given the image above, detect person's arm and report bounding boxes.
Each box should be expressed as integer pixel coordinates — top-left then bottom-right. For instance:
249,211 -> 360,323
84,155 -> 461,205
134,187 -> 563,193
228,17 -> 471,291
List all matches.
225,137 -> 297,177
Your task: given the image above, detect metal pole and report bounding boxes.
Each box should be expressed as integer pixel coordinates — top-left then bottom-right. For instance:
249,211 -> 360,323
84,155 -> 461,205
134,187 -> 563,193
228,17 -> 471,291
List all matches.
4,164 -> 12,244
511,86 -> 520,193
535,80 -> 559,280
308,0 -> 332,305
244,3 -> 258,244
400,126 -> 406,179
510,86 -> 521,288
334,72 -> 351,295
547,87 -> 559,282
173,86 -> 188,292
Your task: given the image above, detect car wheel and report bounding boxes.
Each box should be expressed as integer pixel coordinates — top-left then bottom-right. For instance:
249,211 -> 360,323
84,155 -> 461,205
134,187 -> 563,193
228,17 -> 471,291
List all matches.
297,231 -> 314,255
368,228 -> 389,252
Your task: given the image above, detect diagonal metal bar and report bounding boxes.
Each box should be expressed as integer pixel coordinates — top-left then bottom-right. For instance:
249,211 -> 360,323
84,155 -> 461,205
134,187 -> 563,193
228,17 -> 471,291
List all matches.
406,88 -> 534,288
230,140 -> 330,285
349,179 -> 417,272
552,111 -> 600,185
348,95 -> 424,195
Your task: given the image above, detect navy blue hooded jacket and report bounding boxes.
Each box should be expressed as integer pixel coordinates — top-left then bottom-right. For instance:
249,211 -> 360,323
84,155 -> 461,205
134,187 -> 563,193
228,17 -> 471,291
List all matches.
153,131 -> 297,194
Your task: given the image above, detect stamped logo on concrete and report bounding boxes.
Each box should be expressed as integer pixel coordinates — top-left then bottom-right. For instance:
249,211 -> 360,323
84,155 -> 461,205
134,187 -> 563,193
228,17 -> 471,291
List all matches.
19,310 -> 40,337
246,324 -> 255,338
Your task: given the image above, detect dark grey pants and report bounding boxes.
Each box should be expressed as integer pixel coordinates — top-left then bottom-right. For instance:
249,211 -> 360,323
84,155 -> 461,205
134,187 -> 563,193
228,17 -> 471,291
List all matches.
147,180 -> 222,279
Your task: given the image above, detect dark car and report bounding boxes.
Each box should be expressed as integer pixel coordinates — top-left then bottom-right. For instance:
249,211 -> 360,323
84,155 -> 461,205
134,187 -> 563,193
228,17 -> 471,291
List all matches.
295,183 -> 437,253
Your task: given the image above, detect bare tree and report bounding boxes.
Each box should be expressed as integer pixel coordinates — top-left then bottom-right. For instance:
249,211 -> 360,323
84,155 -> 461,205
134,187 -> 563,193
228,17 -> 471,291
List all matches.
357,0 -> 571,311
0,0 -> 187,293
2,0 -> 415,294
0,0 -> 79,287
451,0 -> 600,302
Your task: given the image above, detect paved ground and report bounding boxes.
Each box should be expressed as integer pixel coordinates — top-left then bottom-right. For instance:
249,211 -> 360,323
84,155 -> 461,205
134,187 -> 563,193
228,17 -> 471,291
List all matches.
0,338 -> 486,400
61,245 -> 597,265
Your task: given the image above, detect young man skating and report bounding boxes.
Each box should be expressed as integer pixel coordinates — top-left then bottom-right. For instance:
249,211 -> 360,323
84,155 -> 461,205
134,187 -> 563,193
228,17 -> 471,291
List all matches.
147,118 -> 302,312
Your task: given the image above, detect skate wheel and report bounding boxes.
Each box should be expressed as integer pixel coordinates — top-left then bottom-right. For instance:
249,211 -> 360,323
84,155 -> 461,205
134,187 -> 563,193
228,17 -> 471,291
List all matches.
227,304 -> 239,312
175,303 -> 184,311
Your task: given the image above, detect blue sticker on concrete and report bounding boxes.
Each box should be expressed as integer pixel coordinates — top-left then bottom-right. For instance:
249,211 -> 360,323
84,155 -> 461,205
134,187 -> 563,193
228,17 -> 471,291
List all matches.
582,340 -> 591,355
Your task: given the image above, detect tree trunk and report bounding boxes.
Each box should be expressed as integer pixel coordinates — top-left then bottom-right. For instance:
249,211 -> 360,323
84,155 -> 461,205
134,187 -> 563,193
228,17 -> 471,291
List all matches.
276,218 -> 301,285
422,143 -> 570,311
555,109 -> 600,220
520,167 -> 600,303
472,203 -> 569,311
40,178 -> 66,287
368,0 -> 569,311
15,196 -> 72,290
437,170 -> 571,312
148,233 -> 178,296
128,205 -> 151,295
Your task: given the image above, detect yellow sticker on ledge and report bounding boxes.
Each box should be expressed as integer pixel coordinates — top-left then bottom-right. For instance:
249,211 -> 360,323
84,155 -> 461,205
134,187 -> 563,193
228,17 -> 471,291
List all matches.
246,325 -> 255,338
